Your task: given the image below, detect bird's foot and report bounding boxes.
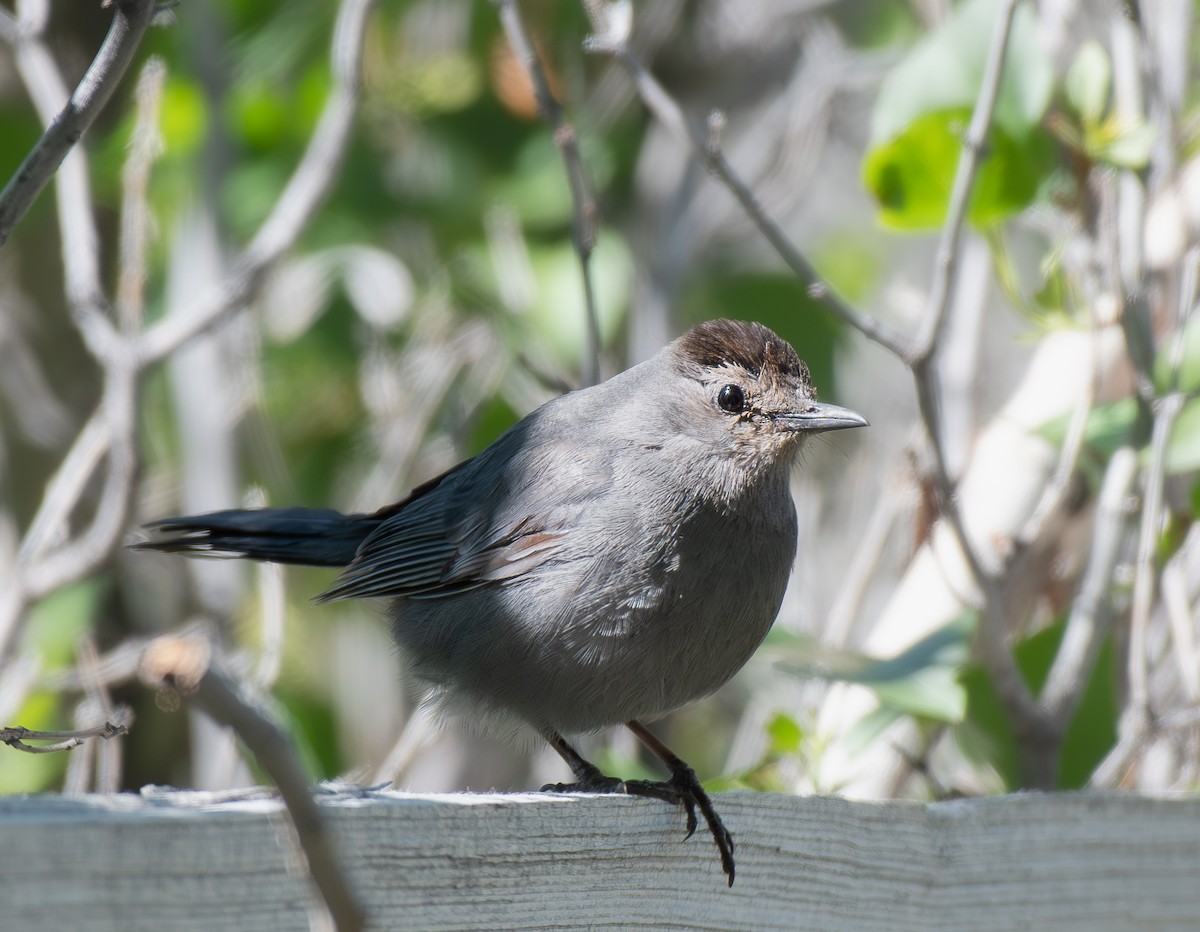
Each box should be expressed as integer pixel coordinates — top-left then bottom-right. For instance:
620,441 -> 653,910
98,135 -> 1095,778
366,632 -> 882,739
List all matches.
542,760 -> 735,885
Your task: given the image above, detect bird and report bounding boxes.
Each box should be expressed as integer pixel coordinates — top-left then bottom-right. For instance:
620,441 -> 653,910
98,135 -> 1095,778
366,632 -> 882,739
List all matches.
135,318 -> 868,885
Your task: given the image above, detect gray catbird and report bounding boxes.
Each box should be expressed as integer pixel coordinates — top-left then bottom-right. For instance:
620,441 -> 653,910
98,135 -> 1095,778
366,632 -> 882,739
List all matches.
136,318 -> 867,885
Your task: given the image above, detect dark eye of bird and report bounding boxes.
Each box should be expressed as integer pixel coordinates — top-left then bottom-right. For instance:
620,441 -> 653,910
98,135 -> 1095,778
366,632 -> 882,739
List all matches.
717,383 -> 745,414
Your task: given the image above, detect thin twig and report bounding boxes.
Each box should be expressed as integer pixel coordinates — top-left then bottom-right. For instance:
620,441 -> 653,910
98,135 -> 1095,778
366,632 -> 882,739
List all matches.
116,56 -> 167,334
1039,447 -> 1138,723
140,633 -> 367,932
494,0 -> 603,386
370,706 -> 439,786
1129,395 -> 1183,711
0,0 -> 157,247
580,1 -> 909,359
137,0 -> 377,365
1,720 -> 128,754
908,0 -> 1020,577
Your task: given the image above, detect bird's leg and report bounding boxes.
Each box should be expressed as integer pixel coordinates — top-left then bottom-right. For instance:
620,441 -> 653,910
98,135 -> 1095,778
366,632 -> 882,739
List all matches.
541,729 -> 686,803
540,729 -> 626,794
625,719 -> 736,886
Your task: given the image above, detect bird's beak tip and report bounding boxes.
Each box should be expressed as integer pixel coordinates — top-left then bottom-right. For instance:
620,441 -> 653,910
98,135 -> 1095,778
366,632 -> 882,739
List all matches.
780,401 -> 869,433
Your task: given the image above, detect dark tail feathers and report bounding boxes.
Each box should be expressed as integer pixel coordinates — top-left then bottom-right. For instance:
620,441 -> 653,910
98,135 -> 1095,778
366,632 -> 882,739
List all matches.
134,507 -> 381,568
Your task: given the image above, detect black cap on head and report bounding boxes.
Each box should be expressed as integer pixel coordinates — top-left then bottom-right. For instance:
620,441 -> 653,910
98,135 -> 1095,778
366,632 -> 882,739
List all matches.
676,319 -> 812,391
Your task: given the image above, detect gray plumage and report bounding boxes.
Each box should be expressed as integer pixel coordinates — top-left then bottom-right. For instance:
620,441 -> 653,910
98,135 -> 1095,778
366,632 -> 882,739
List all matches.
137,318 -> 867,885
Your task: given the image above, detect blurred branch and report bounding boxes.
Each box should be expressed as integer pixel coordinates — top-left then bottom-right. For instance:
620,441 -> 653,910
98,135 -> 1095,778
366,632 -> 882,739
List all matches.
7,0 -> 119,361
0,0 -> 157,248
580,0 -> 909,359
140,633 -> 367,932
494,0 -> 602,386
137,0 -> 377,365
0,50 -> 163,660
1128,395 -> 1183,697
907,0 -> 1057,778
0,0 -> 375,666
1091,393 -> 1185,789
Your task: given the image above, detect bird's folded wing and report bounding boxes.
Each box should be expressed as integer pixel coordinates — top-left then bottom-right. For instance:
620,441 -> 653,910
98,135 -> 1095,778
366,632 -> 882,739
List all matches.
315,499 -> 571,603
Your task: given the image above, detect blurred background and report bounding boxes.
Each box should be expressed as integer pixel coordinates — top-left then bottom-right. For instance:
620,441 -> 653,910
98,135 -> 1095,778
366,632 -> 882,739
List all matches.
1,0 -> 1197,802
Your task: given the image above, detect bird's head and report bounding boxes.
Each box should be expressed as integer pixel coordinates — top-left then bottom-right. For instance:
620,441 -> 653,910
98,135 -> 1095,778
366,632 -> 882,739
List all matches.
668,318 -> 867,474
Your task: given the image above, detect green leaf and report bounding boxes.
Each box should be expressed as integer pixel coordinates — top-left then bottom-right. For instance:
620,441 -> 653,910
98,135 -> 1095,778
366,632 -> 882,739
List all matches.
1035,397 -> 1138,460
870,0 -> 1052,145
26,581 -> 102,668
864,110 -> 1055,229
160,78 -> 208,156
1065,40 -> 1111,127
227,81 -> 291,151
844,705 -> 905,757
766,712 -> 806,756
775,616 -> 974,723
864,0 -> 1056,229
959,620 -> 1117,790
1154,313 -> 1200,394
1089,118 -> 1157,169
1164,396 -> 1200,475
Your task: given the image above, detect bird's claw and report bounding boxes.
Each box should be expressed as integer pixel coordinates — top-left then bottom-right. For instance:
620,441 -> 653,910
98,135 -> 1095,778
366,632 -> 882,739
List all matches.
624,765 -> 735,885
541,758 -> 736,885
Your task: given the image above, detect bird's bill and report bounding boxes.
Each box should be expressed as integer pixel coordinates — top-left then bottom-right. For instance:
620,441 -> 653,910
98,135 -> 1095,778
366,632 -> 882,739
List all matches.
776,401 -> 869,433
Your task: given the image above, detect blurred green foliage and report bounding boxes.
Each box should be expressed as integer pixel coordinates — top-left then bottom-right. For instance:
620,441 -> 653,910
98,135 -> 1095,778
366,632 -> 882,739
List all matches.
3,0 -> 1190,802
961,622 -> 1118,791
863,0 -> 1056,229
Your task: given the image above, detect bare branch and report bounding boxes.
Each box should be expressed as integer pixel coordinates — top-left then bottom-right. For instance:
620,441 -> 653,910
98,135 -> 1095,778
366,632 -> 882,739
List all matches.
494,0 -> 603,386
1,719 -> 128,754
137,0 -> 377,365
580,1 -> 909,359
911,0 -> 1020,362
140,633 -> 367,932
8,0 -> 118,360
0,0 -> 158,248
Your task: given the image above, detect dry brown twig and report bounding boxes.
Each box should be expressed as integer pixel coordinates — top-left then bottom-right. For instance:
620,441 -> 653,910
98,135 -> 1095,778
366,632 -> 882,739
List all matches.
494,0 -> 603,386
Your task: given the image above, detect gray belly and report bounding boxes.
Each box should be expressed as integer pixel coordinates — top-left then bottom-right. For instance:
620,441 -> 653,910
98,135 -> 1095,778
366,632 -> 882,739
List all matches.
391,491 -> 798,734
